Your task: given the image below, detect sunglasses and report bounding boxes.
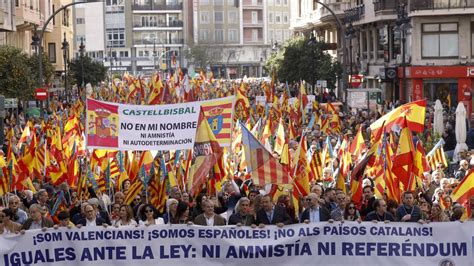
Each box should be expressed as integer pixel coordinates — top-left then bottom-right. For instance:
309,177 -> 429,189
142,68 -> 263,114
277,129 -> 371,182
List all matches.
145,209 -> 153,213
305,198 -> 313,201
348,206 -> 355,210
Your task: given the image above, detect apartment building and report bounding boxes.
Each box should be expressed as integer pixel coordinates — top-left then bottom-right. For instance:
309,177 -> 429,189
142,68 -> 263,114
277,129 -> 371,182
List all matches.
291,0 -> 473,116
1,0 -> 54,56
191,0 -> 292,78
73,1 -> 105,61
44,0 -> 74,79
131,0 -> 186,74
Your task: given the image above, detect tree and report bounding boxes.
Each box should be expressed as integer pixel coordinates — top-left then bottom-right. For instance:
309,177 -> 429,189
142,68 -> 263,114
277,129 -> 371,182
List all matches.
185,44 -> 223,72
69,55 -> 107,86
0,46 -> 35,100
28,53 -> 55,89
265,36 -> 342,91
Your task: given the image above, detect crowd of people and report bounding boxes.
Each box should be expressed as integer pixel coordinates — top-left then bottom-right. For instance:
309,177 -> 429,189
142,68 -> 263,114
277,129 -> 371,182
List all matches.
0,77 -> 473,235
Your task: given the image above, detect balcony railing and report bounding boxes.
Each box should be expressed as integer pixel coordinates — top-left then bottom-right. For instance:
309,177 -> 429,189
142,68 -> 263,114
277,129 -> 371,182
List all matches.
133,20 -> 183,28
243,20 -> 263,27
320,1 -> 351,17
133,38 -> 184,45
411,0 -> 474,10
344,4 -> 365,23
242,0 -> 263,5
373,0 -> 400,12
132,3 -> 183,11
243,37 -> 263,43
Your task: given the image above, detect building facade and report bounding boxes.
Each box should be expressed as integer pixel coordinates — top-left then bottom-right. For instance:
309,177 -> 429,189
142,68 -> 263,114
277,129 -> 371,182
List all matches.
73,1 -> 105,61
0,0 -> 54,56
131,0 -> 186,75
190,0 -> 292,78
290,0 -> 474,117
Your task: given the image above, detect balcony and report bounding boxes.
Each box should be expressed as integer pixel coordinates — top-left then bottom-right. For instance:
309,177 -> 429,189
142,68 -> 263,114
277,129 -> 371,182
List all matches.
373,0 -> 400,14
15,4 -> 41,29
132,3 -> 183,11
133,38 -> 184,45
133,20 -> 183,28
411,0 -> 474,10
242,0 -> 263,9
344,4 -> 365,23
320,1 -> 351,22
243,37 -> 263,43
243,20 -> 263,27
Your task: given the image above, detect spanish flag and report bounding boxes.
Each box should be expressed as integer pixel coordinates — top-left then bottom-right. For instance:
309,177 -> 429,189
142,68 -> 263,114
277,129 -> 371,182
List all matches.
370,99 -> 426,136
291,135 -> 310,197
188,109 -> 223,196
391,124 -> 415,189
451,170 -> 473,220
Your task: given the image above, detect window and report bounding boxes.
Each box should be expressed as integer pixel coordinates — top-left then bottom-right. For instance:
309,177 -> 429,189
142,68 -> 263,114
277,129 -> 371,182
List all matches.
228,29 -> 238,42
276,0 -> 281,4
106,29 -> 125,47
48,43 -> 56,63
422,23 -> 458,57
199,29 -> 210,41
275,30 -> 282,42
283,0 -> 288,5
283,13 -> 288,24
252,29 -> 258,41
215,29 -> 224,43
251,11 -> 258,24
268,30 -> 274,41
214,0 -> 223,5
268,12 -> 273,23
275,13 -> 281,23
215,11 -> 223,23
200,11 -> 209,24
200,0 -> 209,4
119,51 -> 129,57
228,11 -> 237,24
76,18 -> 85,24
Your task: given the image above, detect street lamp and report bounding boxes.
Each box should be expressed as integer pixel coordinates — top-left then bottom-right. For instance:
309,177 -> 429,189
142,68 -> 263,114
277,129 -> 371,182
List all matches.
61,32 -> 69,101
79,37 -> 86,88
345,22 -> 356,79
394,3 -> 411,103
37,1 -> 102,90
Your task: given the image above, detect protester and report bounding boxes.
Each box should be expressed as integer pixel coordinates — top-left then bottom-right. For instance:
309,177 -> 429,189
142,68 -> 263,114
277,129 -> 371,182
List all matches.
138,204 -> 164,226
256,194 -> 292,226
396,192 -> 424,223
163,199 -> 179,224
173,201 -> 190,224
76,204 -> 107,227
344,202 -> 360,221
57,210 -> 74,228
8,195 -> 28,225
0,208 -> 22,234
228,197 -> 255,226
365,199 -> 395,222
360,186 -> 376,218
330,192 -> 347,221
193,199 -> 226,226
22,204 -> 54,230
301,193 -> 330,223
114,205 -> 137,226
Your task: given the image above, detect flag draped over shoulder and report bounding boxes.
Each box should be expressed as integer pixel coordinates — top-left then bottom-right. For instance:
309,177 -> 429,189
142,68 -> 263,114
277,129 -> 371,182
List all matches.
370,99 -> 426,135
241,122 -> 289,186
188,109 -> 223,196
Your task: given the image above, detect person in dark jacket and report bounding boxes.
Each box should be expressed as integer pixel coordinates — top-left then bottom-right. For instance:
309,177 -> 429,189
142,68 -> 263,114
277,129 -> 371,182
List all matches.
228,197 -> 255,226
255,194 -> 292,226
365,199 -> 395,222
360,185 -> 376,218
301,193 -> 330,223
21,204 -> 54,230
76,204 -> 107,227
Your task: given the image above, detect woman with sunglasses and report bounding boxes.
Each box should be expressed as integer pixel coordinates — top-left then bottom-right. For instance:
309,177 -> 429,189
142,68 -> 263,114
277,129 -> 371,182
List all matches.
139,204 -> 164,226
171,202 -> 190,224
344,202 -> 360,221
0,208 -> 21,234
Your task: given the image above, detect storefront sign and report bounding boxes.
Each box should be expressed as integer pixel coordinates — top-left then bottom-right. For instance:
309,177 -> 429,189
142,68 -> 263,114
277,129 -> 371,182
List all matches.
399,66 -> 474,78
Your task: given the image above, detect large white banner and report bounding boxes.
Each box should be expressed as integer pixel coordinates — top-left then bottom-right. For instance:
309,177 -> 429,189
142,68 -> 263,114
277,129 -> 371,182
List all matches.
86,97 -> 235,150
1,222 -> 473,266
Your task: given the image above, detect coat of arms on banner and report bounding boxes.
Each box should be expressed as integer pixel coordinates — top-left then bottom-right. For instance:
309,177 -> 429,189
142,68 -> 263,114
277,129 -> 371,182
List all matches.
207,107 -> 224,136
87,99 -> 119,148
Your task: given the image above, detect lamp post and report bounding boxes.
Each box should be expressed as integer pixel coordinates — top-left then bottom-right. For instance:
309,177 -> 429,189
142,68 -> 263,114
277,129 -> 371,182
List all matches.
61,32 -> 69,101
37,1 -> 101,90
313,0 -> 348,107
79,37 -> 86,88
395,3 -> 411,103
